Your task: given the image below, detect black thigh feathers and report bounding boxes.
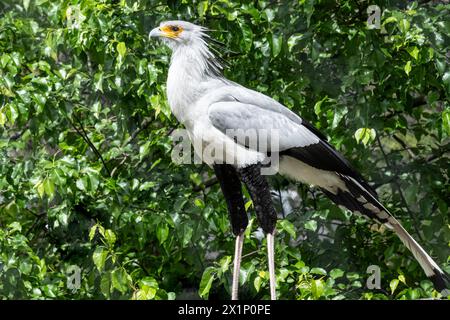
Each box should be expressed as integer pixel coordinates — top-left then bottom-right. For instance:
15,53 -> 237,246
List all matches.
213,164 -> 248,235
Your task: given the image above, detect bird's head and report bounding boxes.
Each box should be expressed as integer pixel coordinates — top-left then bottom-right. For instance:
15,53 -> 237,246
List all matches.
149,20 -> 207,49
149,20 -> 224,76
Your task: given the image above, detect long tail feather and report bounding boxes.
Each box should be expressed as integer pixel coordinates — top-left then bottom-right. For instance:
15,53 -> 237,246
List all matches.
322,174 -> 449,293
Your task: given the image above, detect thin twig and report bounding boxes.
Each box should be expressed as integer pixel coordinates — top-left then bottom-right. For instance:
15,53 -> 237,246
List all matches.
70,113 -> 111,176
392,134 -> 416,159
425,143 -> 450,163
10,122 -> 30,140
121,117 -> 152,148
241,250 -> 258,260
193,177 -> 219,192
110,154 -> 129,177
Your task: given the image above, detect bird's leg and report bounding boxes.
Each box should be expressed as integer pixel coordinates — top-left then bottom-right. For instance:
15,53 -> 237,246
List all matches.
266,232 -> 276,300
238,163 -> 278,300
213,164 -> 248,300
232,232 -> 244,300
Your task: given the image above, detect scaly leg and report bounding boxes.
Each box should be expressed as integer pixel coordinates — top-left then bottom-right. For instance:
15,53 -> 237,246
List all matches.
238,164 -> 278,300
267,232 -> 276,300
232,233 -> 244,300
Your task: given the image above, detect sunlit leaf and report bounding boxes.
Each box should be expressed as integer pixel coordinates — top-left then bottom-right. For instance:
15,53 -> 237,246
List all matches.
199,267 -> 216,299
404,61 -> 412,75
117,42 -> 127,58
93,247 -> 108,272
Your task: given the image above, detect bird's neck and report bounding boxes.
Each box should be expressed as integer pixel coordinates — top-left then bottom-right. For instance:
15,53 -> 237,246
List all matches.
171,40 -> 222,80
167,41 -> 223,121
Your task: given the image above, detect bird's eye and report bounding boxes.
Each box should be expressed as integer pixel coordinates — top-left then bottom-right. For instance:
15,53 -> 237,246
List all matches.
171,26 -> 179,32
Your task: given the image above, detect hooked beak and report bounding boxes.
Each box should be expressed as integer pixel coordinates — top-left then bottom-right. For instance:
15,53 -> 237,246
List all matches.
149,27 -> 163,39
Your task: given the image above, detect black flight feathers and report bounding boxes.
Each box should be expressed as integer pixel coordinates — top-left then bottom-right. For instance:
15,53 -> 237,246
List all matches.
281,121 -> 378,199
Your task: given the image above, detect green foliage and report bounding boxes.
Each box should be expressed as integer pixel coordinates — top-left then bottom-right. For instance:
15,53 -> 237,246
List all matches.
0,0 -> 449,300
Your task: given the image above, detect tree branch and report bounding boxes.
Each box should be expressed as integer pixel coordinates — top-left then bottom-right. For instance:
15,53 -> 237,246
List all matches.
69,114 -> 111,176
192,177 -> 219,192
392,134 -> 416,159
121,117 -> 153,148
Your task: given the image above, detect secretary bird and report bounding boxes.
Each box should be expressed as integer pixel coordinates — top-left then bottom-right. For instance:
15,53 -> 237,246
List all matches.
149,20 -> 449,299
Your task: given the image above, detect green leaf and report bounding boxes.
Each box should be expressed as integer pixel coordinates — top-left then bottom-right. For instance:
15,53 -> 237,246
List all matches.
408,288 -> 420,300
364,129 -> 376,145
240,22 -> 253,52
354,128 -> 376,146
0,54 -> 10,68
19,261 -> 32,274
156,223 -> 169,244
117,42 -> 127,58
399,19 -> 410,33
331,107 -> 348,129
271,34 -> 283,57
92,247 -> 108,272
443,72 -> 450,93
311,279 -> 324,299
240,263 -> 255,285
310,267 -> 327,276
420,280 -> 433,292
383,16 -> 397,25
288,33 -> 303,51
398,274 -> 406,285
254,276 -> 262,292
43,178 -> 55,199
330,268 -> 344,279
198,266 -> 215,299
36,180 -> 45,198
181,224 -> 193,246
245,200 -> 253,211
346,272 -> 360,281
0,110 -> 6,126
435,59 -> 446,74
134,286 -> 157,300
313,96 -> 329,115
406,47 -> 419,60
194,198 -> 205,208
442,109 -> 450,136
8,221 -> 22,233
197,1 -> 208,17
94,71 -> 104,92
133,277 -> 159,299
140,276 -> 158,289
404,61 -> 412,76
304,0 -> 316,27
111,268 -> 130,293
304,220 -> 317,232
104,229 -> 116,246
219,256 -> 231,274
264,8 -> 275,22
390,279 -> 399,295
100,273 -> 111,298
76,178 -> 87,191
89,225 -> 98,241
279,220 -> 296,239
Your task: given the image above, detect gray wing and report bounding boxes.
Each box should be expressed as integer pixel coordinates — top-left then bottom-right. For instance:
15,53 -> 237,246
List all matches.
208,101 -> 320,151
207,96 -> 369,190
210,83 -> 306,126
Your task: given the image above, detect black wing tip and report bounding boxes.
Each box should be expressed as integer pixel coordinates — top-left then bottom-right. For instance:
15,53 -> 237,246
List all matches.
430,270 -> 450,295
282,140 -> 378,199
320,187 -> 388,224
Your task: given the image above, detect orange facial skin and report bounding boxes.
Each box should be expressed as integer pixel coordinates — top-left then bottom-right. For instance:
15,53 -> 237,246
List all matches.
160,25 -> 183,38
